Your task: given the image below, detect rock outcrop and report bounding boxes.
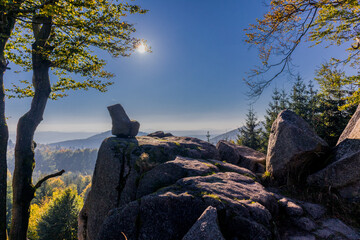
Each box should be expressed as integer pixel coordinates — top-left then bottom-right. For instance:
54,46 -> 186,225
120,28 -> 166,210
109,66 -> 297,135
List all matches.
216,140 -> 265,174
79,134 -> 359,240
78,135 -> 219,240
266,110 -> 329,185
107,104 -> 140,138
79,106 -> 360,240
307,104 -> 360,200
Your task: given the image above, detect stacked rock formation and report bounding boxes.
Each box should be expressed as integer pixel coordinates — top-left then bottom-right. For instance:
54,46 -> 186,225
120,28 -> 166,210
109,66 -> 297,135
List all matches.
107,103 -> 140,138
78,105 -> 360,240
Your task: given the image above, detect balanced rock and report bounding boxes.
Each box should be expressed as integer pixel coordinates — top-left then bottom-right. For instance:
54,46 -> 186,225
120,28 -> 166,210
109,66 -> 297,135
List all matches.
266,110 -> 329,185
107,103 -> 140,138
217,140 -> 265,173
307,104 -> 360,200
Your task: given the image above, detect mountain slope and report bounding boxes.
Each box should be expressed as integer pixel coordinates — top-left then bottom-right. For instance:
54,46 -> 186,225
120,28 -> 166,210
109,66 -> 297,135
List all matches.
49,130 -> 147,149
209,129 -> 239,144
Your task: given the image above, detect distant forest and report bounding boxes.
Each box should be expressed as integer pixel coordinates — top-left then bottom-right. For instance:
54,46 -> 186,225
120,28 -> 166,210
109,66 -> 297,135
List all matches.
7,145 -> 97,176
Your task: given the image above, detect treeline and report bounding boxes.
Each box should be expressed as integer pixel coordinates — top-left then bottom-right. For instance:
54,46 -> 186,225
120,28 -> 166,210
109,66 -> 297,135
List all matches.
6,172 -> 91,240
238,71 -> 357,153
7,146 -> 98,175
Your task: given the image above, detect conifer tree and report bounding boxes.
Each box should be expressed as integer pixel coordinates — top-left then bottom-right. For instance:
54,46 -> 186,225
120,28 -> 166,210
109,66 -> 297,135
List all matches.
237,107 -> 263,151
206,131 -> 211,143
36,188 -> 82,240
315,65 -> 356,146
262,88 -> 288,152
289,75 -> 309,119
306,80 -> 318,128
279,88 -> 289,111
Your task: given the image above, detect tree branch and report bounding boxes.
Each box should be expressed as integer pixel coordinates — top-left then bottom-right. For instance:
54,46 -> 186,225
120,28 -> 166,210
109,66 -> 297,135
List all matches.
34,169 -> 65,189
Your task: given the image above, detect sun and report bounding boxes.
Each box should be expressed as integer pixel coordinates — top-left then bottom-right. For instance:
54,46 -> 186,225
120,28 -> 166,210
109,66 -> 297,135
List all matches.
137,42 -> 146,53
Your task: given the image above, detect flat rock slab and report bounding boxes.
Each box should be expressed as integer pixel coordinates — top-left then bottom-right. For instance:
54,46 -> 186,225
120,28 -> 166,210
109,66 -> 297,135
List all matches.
314,218 -> 360,240
217,140 -> 265,173
98,172 -> 277,240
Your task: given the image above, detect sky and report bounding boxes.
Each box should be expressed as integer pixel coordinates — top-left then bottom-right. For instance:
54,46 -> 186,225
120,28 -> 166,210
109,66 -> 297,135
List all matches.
4,0 -> 350,139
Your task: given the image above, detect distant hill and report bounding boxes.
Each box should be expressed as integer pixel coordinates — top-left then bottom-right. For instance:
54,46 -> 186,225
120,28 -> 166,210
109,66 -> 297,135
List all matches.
49,130 -> 147,149
209,129 -> 239,144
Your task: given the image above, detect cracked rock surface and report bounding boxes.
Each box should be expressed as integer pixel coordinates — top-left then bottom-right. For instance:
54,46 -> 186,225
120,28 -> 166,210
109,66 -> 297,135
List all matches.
79,134 -> 360,240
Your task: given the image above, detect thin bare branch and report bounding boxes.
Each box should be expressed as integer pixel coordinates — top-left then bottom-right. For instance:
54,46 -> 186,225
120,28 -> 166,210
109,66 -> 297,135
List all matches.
34,169 -> 65,189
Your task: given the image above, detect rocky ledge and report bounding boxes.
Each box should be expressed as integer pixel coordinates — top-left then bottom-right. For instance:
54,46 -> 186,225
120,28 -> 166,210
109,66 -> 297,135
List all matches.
78,104 -> 360,240
79,135 -> 359,240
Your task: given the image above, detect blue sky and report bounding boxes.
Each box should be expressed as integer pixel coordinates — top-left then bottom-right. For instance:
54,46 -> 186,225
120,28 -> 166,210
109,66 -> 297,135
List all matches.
4,0 -> 350,136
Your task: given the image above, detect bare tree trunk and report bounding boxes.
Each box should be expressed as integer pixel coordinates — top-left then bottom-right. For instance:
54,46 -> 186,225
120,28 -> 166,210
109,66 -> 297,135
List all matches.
0,55 -> 9,240
0,9 -> 18,240
10,64 -> 51,240
10,18 -> 52,238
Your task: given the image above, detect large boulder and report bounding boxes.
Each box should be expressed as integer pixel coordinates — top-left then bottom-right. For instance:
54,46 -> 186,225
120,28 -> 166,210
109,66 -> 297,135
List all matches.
307,104 -> 360,200
266,110 -> 329,185
78,135 -> 219,240
216,140 -> 265,174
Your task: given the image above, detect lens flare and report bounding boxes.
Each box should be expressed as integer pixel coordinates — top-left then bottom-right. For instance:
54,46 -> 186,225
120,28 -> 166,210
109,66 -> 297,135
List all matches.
137,42 -> 146,53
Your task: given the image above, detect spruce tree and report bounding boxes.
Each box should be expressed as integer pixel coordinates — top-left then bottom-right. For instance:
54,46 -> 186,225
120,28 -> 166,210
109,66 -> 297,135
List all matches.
315,65 -> 356,146
306,80 -> 318,127
206,131 -> 211,142
279,88 -> 290,111
289,75 -> 309,119
237,107 -> 263,151
262,88 -> 288,152
37,188 -> 82,240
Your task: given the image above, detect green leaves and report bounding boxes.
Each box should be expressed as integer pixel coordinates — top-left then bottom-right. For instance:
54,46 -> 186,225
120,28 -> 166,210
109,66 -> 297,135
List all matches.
246,0 -> 360,106
4,0 -> 148,99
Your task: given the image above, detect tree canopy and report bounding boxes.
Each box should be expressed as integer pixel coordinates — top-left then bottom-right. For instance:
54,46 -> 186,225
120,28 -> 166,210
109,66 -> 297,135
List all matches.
5,0 -> 148,99
246,0 -> 360,107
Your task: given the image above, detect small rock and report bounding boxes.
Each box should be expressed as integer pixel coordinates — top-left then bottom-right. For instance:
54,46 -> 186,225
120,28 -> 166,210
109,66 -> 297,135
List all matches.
301,202 -> 326,220
321,218 -> 360,240
288,235 -> 316,240
216,140 -> 265,173
206,159 -> 257,179
279,198 -> 303,216
292,217 -> 316,231
313,228 -> 333,239
182,206 -> 225,240
337,104 -> 360,145
148,131 -> 173,138
107,104 -> 140,138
